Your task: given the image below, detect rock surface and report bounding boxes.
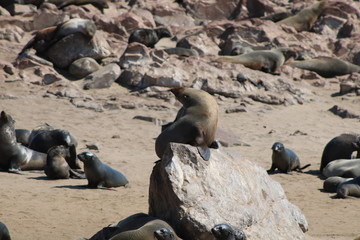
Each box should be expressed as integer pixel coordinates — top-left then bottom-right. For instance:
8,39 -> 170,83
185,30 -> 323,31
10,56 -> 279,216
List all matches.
149,143 -> 308,240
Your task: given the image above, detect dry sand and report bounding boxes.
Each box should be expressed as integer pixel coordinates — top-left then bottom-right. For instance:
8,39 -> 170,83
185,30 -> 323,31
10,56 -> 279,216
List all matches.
0,77 -> 360,240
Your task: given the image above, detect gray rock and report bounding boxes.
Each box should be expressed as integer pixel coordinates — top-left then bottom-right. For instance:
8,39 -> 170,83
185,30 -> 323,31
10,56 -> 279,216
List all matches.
69,57 -> 100,79
149,143 -> 308,240
83,63 -> 121,90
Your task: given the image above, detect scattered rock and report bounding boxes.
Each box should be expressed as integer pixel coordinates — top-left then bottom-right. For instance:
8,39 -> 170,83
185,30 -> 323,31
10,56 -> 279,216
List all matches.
69,57 -> 100,79
83,63 -> 121,90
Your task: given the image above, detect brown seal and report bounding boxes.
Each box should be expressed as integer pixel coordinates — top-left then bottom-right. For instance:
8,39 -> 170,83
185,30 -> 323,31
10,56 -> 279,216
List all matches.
286,57 -> 360,78
17,18 -> 96,59
277,1 -> 327,32
320,133 -> 360,174
0,111 -> 46,172
155,87 -> 219,161
336,176 -> 360,198
45,145 -> 85,179
322,158 -> 360,178
213,48 -> 296,75
323,176 -> 352,193
77,152 -> 129,188
128,28 -> 172,48
57,0 -> 109,12
108,220 -> 179,240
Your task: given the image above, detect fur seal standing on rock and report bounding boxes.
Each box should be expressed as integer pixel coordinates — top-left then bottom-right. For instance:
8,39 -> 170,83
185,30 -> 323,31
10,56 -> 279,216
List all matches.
277,1 -> 327,32
336,176 -> 360,198
214,48 -> 296,75
108,220 -> 178,240
286,57 -> 360,78
155,87 -> 219,161
323,176 -> 352,193
323,158 -> 360,178
0,111 -> 47,172
320,134 -> 360,174
45,145 -> 85,179
268,142 -> 310,173
17,18 -> 97,58
0,221 -> 11,240
128,28 -> 172,48
78,152 -> 129,188
212,224 -> 247,240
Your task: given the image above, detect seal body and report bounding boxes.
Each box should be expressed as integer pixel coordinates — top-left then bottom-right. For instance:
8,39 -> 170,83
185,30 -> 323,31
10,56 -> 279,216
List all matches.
211,224 -> 247,240
268,142 -> 310,173
15,123 -> 54,146
128,28 -> 171,48
320,134 -> 360,173
214,48 -> 296,74
277,1 -> 327,31
109,220 -> 177,240
323,158 -> 360,178
0,111 -> 46,172
287,57 -> 360,78
337,176 -> 360,198
155,87 -> 219,161
164,48 -> 198,57
323,176 -> 352,193
0,222 -> 11,240
77,152 -> 128,188
57,0 -> 109,12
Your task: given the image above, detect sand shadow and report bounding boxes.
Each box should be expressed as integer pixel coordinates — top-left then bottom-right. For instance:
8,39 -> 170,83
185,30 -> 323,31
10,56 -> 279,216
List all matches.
54,185 -> 117,191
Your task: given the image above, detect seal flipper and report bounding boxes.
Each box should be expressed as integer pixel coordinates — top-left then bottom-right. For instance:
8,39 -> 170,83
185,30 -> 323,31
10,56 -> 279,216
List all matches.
69,169 -> 86,179
197,145 -> 211,161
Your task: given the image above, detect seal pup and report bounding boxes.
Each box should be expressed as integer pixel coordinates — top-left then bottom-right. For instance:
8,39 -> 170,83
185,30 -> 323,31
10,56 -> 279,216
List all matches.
28,128 -> 79,169
45,145 -> 85,179
267,142 -> 310,173
108,220 -> 178,240
336,176 -> 360,198
323,176 -> 353,193
286,57 -> 360,78
0,111 -> 47,172
322,158 -> 360,178
128,28 -> 172,48
0,222 -> 11,240
17,18 -> 97,58
213,48 -> 296,75
211,224 -> 247,240
77,152 -> 129,188
320,133 -> 360,173
277,1 -> 327,32
57,0 -> 109,12
155,87 -> 219,161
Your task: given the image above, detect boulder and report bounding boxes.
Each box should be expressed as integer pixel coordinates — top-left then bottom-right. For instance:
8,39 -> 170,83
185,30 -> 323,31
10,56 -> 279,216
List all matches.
149,143 -> 308,240
69,57 -> 100,79
83,63 -> 121,90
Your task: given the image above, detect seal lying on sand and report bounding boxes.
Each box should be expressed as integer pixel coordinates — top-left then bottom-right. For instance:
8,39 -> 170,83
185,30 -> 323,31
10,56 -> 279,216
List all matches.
17,18 -> 96,58
267,142 -> 310,173
128,28 -> 172,48
320,133 -> 360,174
0,111 -> 46,172
214,48 -> 296,75
323,176 -> 352,193
323,158 -> 360,178
45,145 -> 85,179
155,87 -> 219,161
0,221 -> 11,240
277,1 -> 327,32
78,152 -> 129,188
212,224 -> 247,240
15,123 -> 53,146
336,176 -> 360,198
286,57 -> 360,78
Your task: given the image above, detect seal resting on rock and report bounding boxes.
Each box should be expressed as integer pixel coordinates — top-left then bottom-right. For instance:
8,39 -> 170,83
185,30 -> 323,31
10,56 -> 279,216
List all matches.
211,224 -> 247,240
0,221 -> 11,240
268,142 -> 310,173
322,158 -> 360,178
320,133 -> 360,174
128,28 -> 172,48
286,57 -> 360,78
77,152 -> 129,188
213,48 -> 296,75
323,176 -> 352,193
336,176 -> 360,198
155,87 -> 219,161
0,111 -> 47,172
45,145 -> 85,179
57,0 -> 109,12
277,1 -> 327,32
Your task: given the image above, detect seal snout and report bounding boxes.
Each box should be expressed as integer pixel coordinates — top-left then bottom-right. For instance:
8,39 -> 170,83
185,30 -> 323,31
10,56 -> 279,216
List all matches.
271,142 -> 284,152
77,152 -> 94,162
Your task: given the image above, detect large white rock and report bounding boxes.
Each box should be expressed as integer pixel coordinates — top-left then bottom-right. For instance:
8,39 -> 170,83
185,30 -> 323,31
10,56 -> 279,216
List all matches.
149,143 -> 308,240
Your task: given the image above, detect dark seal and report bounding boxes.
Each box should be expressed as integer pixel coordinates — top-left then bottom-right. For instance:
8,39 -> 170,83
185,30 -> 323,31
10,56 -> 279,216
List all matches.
0,221 -> 11,240
77,152 -> 129,188
128,28 -> 171,48
0,111 -> 46,172
336,176 -> 360,198
268,142 -> 310,173
320,133 -> 360,174
211,224 -> 247,240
